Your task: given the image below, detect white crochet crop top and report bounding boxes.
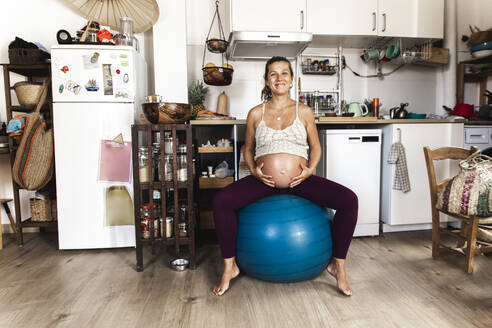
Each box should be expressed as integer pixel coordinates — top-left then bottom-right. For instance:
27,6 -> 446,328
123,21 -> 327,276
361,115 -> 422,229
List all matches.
254,101 -> 309,161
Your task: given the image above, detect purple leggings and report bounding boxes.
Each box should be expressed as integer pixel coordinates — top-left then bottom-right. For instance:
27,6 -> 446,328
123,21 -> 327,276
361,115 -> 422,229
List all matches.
213,175 -> 358,259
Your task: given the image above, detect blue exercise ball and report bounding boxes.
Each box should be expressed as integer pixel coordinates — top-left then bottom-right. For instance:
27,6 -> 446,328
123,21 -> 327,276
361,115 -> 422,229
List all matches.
236,194 -> 333,283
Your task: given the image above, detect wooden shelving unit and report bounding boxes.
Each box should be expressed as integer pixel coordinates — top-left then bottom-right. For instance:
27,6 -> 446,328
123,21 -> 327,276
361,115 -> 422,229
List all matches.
2,63 -> 57,246
131,124 -> 196,272
457,54 -> 492,106
198,176 -> 234,189
197,146 -> 233,153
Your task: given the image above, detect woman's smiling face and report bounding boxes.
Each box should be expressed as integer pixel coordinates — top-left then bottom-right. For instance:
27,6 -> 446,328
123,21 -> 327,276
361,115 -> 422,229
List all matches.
266,61 -> 293,96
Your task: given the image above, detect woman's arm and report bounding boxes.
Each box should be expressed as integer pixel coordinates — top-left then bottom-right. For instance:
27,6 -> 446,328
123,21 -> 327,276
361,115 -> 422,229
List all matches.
290,104 -> 320,187
244,106 -> 274,186
304,105 -> 321,172
244,106 -> 260,173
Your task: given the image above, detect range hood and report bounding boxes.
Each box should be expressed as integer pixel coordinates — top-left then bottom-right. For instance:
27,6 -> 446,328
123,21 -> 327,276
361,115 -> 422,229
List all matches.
226,31 -> 312,60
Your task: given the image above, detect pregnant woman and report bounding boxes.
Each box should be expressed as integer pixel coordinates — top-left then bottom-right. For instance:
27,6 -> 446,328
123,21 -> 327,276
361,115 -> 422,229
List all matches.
212,56 -> 358,296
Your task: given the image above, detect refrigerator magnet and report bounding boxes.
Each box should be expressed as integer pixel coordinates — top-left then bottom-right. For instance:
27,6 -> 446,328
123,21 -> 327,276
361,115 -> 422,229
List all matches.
61,65 -> 69,73
58,84 -> 64,93
85,79 -> 99,92
120,61 -> 129,67
66,80 -> 81,95
119,54 -> 128,58
91,52 -> 100,63
123,73 -> 129,83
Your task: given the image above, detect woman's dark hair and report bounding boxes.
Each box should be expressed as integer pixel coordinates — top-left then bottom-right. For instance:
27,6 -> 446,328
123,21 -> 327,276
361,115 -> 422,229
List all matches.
261,56 -> 294,102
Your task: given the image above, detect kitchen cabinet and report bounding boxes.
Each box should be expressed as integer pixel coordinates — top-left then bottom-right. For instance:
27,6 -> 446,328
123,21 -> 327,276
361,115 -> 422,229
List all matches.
307,0 -> 378,36
307,0 -> 443,39
378,0 -> 443,38
229,0 -> 306,32
381,123 -> 463,230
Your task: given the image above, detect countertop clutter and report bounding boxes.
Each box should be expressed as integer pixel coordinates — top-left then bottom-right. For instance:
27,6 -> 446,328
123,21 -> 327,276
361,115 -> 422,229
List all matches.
190,118 -> 465,125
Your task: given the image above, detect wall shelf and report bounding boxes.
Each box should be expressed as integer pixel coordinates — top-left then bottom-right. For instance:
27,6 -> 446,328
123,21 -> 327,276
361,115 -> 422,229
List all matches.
199,177 -> 234,189
198,146 -> 233,153
457,55 -> 492,106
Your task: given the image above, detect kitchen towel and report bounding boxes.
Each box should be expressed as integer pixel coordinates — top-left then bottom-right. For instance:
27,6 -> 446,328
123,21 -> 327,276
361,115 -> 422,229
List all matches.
388,142 -> 411,193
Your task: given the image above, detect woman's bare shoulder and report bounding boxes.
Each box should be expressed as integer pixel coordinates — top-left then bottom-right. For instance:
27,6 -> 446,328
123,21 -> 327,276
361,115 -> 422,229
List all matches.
298,103 -> 315,121
247,104 -> 263,122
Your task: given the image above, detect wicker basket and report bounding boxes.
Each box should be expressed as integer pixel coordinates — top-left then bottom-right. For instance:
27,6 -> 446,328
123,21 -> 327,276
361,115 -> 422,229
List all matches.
30,198 -> 53,222
51,199 -> 57,221
9,48 -> 49,65
13,82 -> 44,108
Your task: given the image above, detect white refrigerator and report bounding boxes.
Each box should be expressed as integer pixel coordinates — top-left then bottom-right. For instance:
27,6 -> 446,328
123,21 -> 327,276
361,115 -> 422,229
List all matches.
317,129 -> 382,237
51,45 -> 147,249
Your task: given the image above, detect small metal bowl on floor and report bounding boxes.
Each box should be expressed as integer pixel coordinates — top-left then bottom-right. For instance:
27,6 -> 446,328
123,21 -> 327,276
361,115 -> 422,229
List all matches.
170,258 -> 189,271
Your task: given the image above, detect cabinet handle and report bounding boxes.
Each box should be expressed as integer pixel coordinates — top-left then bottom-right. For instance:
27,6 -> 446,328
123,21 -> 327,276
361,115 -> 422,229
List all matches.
382,13 -> 386,32
372,12 -> 376,31
300,10 -> 304,30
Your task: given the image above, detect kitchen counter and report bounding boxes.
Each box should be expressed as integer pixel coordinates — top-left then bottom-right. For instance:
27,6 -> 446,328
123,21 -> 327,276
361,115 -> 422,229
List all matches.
190,118 -> 465,125
464,120 -> 492,126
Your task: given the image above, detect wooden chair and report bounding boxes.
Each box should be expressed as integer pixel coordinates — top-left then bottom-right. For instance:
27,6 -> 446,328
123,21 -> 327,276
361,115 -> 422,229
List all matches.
423,146 -> 492,273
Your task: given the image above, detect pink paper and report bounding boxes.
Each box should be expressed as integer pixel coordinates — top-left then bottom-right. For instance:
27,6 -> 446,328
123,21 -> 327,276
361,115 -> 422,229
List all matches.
99,140 -> 132,182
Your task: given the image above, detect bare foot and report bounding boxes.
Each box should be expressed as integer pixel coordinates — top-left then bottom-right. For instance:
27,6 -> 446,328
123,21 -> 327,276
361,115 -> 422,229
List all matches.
326,258 -> 353,296
213,258 -> 240,296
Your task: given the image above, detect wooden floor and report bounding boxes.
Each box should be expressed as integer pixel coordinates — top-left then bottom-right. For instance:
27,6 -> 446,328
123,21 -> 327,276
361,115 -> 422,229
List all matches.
0,231 -> 491,328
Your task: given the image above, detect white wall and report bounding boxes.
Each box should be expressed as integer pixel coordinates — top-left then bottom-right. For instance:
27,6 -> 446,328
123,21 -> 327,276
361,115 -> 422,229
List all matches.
0,0 -> 150,227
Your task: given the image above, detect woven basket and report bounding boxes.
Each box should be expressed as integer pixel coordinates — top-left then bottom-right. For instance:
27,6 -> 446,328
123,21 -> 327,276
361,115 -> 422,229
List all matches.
30,198 -> 52,222
51,199 -> 57,221
13,82 -> 44,108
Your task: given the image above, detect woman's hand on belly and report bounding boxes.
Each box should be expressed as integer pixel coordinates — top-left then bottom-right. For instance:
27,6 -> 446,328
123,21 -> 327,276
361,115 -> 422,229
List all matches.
289,163 -> 314,188
257,154 -> 306,188
253,162 -> 276,187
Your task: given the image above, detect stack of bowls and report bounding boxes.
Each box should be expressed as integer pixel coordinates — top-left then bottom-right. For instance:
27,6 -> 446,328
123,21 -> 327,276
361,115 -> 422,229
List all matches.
470,41 -> 492,58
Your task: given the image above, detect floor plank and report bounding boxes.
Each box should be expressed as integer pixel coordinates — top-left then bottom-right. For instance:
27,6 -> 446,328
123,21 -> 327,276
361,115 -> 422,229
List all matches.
0,231 -> 491,328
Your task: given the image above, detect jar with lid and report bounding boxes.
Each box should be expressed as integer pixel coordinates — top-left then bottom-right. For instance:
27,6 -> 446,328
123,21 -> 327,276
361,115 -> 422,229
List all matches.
140,205 -> 151,239
164,136 -> 173,154
177,154 -> 187,181
177,144 -> 187,154
138,147 -> 149,183
178,222 -> 188,237
164,217 -> 173,238
164,155 -> 173,181
152,142 -> 161,181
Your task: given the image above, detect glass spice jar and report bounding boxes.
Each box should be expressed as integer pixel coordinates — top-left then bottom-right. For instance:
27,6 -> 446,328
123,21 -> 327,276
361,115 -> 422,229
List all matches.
165,217 -> 173,238
177,154 -> 187,182
140,205 -> 151,239
178,222 -> 188,237
164,155 -> 173,181
152,142 -> 161,181
138,147 -> 149,183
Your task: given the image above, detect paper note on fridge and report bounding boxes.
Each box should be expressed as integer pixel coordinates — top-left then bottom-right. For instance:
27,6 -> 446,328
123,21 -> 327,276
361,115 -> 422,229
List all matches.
99,140 -> 132,182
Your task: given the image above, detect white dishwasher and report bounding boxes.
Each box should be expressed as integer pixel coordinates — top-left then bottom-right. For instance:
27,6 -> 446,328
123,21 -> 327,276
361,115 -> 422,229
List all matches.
317,129 -> 382,237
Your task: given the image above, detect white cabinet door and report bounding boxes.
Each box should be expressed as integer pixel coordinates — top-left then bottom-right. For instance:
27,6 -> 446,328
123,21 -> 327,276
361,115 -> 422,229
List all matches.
378,0 -> 443,38
378,0 -> 414,37
381,123 -> 464,226
231,0 -> 306,32
307,0 -> 378,35
414,0 -> 444,38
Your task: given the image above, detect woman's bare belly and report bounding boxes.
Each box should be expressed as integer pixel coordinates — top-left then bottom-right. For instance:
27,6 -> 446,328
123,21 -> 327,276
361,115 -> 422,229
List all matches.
256,153 -> 307,188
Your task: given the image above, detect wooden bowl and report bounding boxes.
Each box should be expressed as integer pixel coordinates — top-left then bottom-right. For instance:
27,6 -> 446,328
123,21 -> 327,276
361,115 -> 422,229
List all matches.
142,102 -> 192,124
